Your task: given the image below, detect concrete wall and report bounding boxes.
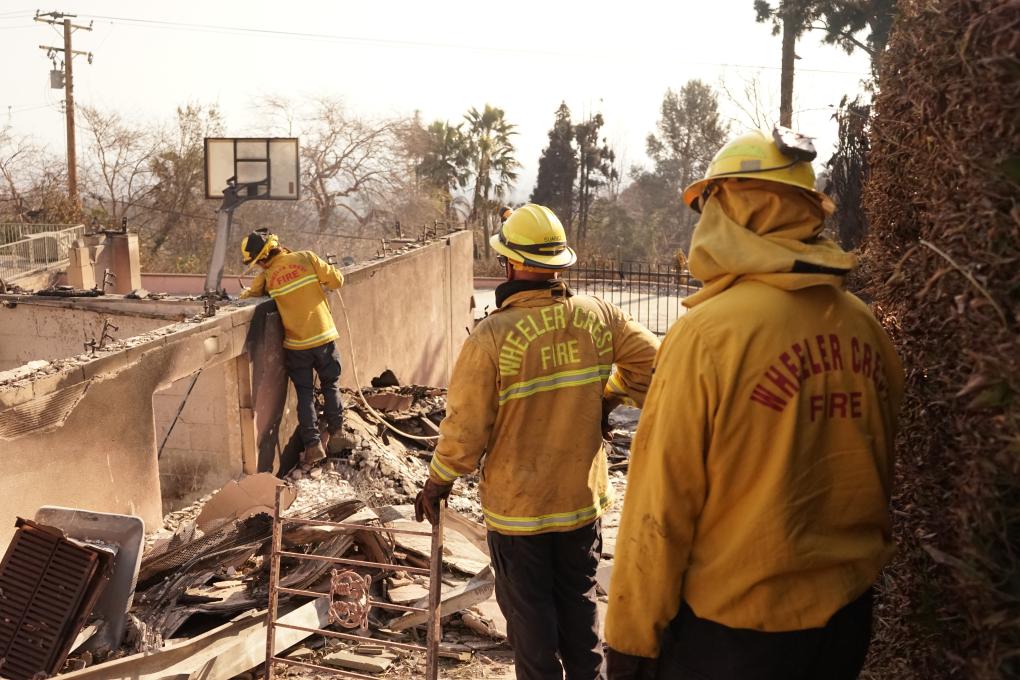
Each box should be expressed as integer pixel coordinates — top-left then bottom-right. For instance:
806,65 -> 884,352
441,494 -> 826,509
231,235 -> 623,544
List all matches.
332,233 -> 475,388
155,362 -> 242,511
0,302 -> 183,371
0,233 -> 474,548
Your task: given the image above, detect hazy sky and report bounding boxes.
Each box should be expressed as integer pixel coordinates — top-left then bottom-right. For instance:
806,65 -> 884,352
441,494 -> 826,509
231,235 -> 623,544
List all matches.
1,0 -> 872,201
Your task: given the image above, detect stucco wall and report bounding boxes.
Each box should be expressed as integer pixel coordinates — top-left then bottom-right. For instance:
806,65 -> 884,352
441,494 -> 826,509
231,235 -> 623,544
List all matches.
0,232 -> 474,548
155,362 -> 242,511
331,232 -> 474,389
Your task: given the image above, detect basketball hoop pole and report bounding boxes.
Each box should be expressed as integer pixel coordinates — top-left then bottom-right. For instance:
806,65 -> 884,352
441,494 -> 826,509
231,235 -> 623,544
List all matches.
204,180 -> 249,297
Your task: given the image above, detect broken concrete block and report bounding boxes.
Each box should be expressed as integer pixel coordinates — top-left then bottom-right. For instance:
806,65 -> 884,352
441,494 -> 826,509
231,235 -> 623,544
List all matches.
387,583 -> 431,605
389,566 -> 495,631
463,596 -> 508,639
321,649 -> 394,674
365,392 -> 414,412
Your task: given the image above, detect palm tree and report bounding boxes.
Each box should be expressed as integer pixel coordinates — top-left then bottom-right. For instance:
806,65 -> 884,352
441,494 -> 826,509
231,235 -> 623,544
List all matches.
416,121 -> 471,221
464,105 -> 519,258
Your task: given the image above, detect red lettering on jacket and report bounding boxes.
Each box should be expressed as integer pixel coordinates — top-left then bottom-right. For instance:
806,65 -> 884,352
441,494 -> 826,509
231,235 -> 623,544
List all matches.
779,352 -> 801,387
792,343 -> 810,380
802,339 -> 823,375
815,334 -> 831,371
751,334 -> 888,416
829,334 -> 844,370
809,392 -> 864,421
750,385 -> 788,412
765,366 -> 798,398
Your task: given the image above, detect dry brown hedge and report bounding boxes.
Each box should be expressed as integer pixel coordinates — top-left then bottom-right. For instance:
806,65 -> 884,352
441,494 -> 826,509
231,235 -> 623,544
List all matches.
859,0 -> 1020,677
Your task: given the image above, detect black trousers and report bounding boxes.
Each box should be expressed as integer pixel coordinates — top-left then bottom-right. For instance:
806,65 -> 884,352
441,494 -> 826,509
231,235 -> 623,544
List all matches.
284,341 -> 343,448
655,589 -> 873,680
488,521 -> 605,680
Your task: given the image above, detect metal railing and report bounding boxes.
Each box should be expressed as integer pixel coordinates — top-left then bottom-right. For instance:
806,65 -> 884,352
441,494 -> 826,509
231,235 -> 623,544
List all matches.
0,223 -> 76,245
0,225 -> 85,283
265,487 -> 444,680
563,259 -> 700,336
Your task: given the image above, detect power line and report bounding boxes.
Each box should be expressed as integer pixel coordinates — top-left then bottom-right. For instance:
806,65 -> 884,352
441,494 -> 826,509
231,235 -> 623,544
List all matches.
107,196 -> 400,242
76,12 -> 870,76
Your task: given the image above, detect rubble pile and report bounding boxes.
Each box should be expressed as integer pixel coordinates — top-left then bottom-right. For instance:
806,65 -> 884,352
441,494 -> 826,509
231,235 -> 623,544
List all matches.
0,383 -> 638,680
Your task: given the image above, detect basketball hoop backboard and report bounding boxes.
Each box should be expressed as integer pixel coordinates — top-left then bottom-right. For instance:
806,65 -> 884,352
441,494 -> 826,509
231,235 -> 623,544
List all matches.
204,137 -> 299,200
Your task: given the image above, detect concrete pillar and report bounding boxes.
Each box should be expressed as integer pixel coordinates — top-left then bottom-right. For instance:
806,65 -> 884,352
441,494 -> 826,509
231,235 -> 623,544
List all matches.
67,241 -> 96,290
110,233 -> 142,294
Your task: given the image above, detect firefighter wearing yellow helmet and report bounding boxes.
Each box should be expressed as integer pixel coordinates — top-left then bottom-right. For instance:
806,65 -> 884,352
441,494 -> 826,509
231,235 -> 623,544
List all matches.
604,130 -> 904,679
416,204 -> 659,680
239,230 -> 346,467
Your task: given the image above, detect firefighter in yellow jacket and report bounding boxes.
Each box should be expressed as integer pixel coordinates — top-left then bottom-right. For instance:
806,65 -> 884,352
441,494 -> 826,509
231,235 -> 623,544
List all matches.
605,129 -> 904,680
239,230 -> 345,466
416,204 -> 660,680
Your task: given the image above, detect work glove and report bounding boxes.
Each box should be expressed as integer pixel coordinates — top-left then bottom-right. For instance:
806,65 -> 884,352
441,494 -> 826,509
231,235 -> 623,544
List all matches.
602,396 -> 622,441
414,478 -> 453,524
606,648 -> 659,680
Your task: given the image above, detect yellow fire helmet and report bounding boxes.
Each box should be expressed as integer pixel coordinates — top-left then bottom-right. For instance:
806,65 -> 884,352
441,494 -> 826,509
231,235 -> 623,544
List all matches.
240,230 -> 280,265
683,128 -> 835,215
490,204 -> 577,270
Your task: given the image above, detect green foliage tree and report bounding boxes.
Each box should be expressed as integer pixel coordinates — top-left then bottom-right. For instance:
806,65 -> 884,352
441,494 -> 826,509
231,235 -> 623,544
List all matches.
414,120 -> 470,220
530,102 -> 577,237
587,82 -> 727,260
646,81 -> 729,196
574,113 -> 618,247
465,104 -> 519,258
754,0 -> 897,71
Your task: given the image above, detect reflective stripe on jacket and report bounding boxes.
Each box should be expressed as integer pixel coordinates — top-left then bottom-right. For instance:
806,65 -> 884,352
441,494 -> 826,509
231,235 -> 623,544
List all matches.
240,250 -> 344,350
429,283 -> 659,535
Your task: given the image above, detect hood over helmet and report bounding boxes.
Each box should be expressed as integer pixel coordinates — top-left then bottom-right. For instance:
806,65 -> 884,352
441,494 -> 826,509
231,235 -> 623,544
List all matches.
684,179 -> 856,308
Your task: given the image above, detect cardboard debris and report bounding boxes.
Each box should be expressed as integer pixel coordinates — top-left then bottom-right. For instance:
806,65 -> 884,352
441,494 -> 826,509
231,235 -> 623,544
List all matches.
196,473 -> 296,532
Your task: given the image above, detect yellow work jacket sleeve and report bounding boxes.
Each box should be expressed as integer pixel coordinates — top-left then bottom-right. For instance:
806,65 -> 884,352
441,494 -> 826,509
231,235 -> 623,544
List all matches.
604,313 -> 659,407
428,337 -> 499,484
605,317 -> 716,658
308,252 -> 344,290
239,272 -> 267,299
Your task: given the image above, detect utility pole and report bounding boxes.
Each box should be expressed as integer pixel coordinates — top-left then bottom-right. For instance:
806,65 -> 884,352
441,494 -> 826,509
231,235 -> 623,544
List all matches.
35,11 -> 92,209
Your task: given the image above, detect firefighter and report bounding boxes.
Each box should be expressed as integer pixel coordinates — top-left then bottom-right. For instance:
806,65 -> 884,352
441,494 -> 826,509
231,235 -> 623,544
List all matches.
604,129 -> 905,680
239,230 -> 345,466
415,204 -> 660,680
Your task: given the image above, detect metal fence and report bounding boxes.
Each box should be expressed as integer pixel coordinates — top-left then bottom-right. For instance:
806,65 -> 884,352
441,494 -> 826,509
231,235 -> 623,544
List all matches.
0,223 -> 76,245
0,225 -> 85,283
563,259 -> 700,336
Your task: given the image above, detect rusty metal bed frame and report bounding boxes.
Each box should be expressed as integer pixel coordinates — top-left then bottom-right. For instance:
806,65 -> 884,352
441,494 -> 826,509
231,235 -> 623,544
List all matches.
265,486 -> 444,679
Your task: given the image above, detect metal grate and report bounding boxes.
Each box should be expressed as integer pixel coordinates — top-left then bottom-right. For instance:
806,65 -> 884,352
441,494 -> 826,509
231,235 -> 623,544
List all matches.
563,259 -> 701,336
0,520 -> 103,680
